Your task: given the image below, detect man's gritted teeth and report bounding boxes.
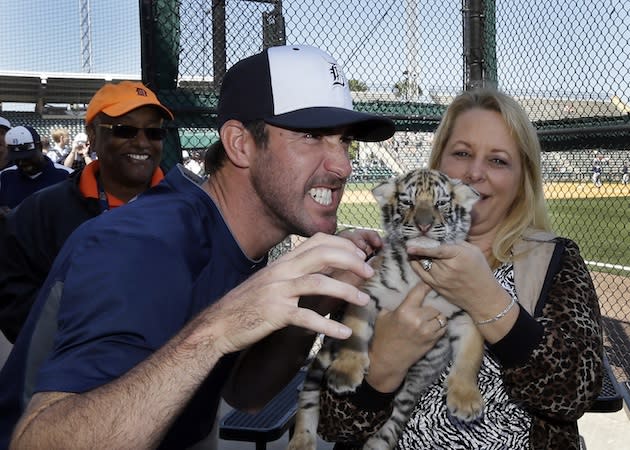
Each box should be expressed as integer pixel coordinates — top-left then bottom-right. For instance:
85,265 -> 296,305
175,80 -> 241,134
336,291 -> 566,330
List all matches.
309,187 -> 333,206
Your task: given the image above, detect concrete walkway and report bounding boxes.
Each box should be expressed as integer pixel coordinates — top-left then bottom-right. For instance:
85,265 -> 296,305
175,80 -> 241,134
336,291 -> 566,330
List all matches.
578,407 -> 630,450
217,401 -> 630,450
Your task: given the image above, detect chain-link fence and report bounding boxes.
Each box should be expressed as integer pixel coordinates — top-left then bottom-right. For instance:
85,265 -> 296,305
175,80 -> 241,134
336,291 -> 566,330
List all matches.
1,0 -> 628,388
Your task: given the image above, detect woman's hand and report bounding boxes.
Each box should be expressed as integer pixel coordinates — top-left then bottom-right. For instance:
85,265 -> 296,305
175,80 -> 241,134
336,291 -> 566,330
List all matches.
366,282 -> 447,393
408,241 -> 518,343
408,241 -> 498,310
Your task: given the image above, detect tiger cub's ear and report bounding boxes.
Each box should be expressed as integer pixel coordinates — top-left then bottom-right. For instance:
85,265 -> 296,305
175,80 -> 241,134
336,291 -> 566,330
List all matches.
451,178 -> 480,210
371,177 -> 398,207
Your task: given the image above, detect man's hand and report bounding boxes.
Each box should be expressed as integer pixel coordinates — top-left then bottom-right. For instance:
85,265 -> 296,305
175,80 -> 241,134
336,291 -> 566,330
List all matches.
207,233 -> 375,356
336,228 -> 382,260
298,228 -> 383,316
78,143 -> 90,156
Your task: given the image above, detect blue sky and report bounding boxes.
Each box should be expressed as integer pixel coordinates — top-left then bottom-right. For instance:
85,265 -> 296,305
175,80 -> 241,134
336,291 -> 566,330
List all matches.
0,0 -> 140,75
0,0 -> 628,103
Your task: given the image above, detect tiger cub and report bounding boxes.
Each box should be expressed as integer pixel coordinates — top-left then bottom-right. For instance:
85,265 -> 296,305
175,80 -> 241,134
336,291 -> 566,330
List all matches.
288,169 -> 484,450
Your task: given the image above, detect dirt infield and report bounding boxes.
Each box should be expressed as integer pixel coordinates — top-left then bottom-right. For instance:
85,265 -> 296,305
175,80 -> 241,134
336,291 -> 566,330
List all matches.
543,182 -> 630,199
343,182 -> 629,204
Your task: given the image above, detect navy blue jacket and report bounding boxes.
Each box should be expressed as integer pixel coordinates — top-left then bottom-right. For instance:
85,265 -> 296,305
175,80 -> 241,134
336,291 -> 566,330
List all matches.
0,169 -> 101,342
0,166 -> 267,449
0,157 -> 72,209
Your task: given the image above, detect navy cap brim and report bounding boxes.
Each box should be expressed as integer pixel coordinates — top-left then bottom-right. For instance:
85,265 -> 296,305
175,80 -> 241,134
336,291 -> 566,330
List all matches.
264,107 -> 396,142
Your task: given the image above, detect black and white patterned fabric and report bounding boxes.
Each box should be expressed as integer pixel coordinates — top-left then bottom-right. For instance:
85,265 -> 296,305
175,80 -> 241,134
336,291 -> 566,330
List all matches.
396,262 -> 531,450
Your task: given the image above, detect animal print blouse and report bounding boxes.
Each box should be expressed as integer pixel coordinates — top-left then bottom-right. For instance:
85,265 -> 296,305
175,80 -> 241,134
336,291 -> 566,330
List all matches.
317,237 -> 603,450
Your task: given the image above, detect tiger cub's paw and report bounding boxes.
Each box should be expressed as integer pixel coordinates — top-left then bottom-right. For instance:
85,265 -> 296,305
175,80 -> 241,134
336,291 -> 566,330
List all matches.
287,430 -> 317,450
364,434 -> 395,450
326,353 -> 369,394
446,379 -> 484,421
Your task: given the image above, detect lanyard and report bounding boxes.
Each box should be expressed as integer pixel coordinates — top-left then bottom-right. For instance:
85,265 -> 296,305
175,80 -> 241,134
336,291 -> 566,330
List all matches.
96,177 -> 110,212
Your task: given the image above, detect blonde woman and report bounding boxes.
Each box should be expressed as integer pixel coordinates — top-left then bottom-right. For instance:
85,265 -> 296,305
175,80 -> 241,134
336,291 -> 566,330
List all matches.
318,88 -> 603,450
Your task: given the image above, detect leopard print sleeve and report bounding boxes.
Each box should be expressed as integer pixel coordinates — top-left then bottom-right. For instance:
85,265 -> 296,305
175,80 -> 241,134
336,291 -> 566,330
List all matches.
492,237 -> 603,420
317,379 -> 394,445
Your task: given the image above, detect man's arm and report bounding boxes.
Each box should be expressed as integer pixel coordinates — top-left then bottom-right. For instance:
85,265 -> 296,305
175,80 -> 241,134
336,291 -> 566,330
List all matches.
10,233 -> 374,449
12,310 -> 225,450
223,229 -> 383,410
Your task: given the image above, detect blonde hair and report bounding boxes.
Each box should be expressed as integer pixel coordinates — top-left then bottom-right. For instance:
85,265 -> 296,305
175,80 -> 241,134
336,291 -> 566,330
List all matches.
51,128 -> 69,144
429,88 -> 552,263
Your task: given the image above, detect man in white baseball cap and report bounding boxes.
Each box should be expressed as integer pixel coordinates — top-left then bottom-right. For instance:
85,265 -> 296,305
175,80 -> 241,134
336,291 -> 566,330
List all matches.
217,45 -> 394,140
1,46 -> 390,450
0,116 -> 11,170
0,125 -> 72,209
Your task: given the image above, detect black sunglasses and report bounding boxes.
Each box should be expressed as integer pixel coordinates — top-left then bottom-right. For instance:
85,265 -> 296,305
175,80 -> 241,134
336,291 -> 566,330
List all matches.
98,124 -> 166,141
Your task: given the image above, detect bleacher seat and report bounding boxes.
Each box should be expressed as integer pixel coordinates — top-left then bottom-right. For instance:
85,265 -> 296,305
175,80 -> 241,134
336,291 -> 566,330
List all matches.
2,112 -> 84,141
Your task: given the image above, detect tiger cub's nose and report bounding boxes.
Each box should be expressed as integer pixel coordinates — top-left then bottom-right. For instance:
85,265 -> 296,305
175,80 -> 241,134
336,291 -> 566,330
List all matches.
417,223 -> 433,234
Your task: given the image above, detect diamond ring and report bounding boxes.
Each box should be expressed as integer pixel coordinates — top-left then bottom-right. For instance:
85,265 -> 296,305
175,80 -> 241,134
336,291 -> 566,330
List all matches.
436,316 -> 446,328
421,258 -> 433,272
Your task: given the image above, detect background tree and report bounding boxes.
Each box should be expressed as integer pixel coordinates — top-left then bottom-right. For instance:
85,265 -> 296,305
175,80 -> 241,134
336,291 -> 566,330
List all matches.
348,79 -> 368,92
348,141 -> 359,160
393,75 -> 422,100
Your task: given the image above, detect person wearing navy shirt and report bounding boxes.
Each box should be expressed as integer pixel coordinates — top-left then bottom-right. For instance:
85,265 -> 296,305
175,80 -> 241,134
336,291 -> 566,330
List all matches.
0,45 -> 395,449
0,126 -> 72,210
0,81 -> 170,344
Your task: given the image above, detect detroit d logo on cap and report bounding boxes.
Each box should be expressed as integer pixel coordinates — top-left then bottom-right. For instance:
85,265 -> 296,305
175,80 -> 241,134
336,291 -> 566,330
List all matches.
329,63 -> 346,87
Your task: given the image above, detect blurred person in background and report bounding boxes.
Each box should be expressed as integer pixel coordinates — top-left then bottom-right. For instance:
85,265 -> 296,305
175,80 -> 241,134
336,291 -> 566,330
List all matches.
0,126 -> 72,210
0,81 -> 171,343
0,116 -> 11,170
40,136 -> 51,157
47,127 -> 69,163
63,132 -> 93,170
182,149 -> 204,176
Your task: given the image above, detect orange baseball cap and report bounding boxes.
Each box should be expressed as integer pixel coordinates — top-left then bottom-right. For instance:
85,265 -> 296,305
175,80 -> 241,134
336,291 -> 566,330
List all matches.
85,81 -> 174,124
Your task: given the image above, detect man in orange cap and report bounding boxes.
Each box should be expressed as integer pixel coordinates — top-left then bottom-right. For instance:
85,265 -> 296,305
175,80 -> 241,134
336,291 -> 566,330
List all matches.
0,80 -> 173,343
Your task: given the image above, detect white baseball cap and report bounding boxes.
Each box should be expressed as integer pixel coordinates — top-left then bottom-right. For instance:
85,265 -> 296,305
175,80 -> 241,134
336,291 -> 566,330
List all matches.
6,126 -> 42,160
217,45 -> 395,142
0,116 -> 10,130
73,132 -> 89,144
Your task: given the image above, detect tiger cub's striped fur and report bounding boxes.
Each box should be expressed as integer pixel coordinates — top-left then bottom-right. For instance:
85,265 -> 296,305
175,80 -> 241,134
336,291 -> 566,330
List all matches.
288,169 -> 484,450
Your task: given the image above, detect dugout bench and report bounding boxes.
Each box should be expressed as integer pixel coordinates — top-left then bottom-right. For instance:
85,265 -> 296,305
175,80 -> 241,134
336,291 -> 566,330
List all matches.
219,358 -> 623,449
219,369 -> 307,450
